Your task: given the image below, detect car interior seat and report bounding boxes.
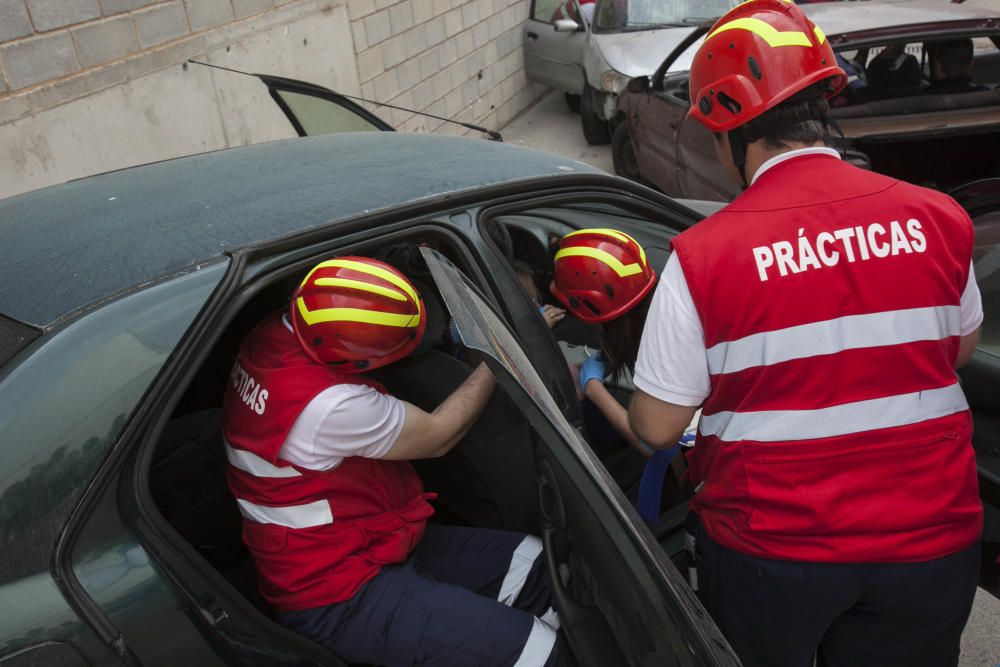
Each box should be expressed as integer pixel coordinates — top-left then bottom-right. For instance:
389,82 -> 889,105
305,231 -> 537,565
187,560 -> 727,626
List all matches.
861,48 -> 922,101
371,277 -> 541,534
150,407 -> 269,613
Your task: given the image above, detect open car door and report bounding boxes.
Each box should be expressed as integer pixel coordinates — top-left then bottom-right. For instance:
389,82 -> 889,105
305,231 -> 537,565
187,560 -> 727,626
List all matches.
523,0 -> 588,94
420,247 -> 739,666
256,73 -> 394,136
951,179 -> 1000,599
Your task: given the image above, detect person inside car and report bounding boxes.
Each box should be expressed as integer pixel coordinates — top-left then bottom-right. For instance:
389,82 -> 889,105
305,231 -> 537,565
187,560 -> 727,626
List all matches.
551,0 -> 595,25
927,38 -> 988,95
222,256 -> 573,666
628,1 -> 983,665
516,260 -> 566,329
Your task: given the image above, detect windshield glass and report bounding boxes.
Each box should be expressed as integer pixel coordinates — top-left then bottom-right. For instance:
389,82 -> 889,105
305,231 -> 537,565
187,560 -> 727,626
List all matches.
594,0 -> 735,31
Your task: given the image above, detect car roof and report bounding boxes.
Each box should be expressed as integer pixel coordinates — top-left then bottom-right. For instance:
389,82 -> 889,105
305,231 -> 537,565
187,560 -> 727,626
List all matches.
803,0 -> 1000,42
0,133 -> 603,328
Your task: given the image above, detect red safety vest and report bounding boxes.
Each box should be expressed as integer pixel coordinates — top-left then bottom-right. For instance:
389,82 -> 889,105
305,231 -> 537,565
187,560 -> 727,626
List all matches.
671,153 -> 982,563
222,313 -> 434,611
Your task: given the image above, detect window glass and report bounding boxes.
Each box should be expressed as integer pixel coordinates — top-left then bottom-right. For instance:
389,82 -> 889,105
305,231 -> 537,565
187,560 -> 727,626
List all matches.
275,90 -> 382,135
594,0 -> 736,31
974,211 -> 1000,356
532,0 -> 563,21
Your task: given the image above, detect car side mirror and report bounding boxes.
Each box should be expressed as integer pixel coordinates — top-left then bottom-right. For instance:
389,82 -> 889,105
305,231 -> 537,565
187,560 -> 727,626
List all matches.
627,76 -> 650,94
553,18 -> 581,32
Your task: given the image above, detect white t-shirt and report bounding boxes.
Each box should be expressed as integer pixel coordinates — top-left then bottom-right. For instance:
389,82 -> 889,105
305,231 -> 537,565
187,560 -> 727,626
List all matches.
274,318 -> 406,471
634,150 -> 985,407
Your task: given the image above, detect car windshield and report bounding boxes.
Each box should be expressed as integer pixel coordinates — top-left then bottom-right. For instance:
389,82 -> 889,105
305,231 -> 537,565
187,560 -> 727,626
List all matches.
593,0 -> 735,32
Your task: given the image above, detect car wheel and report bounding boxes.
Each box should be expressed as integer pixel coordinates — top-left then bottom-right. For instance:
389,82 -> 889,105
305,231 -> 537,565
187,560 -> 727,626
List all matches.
612,123 -> 641,182
581,84 -> 611,145
564,93 -> 581,114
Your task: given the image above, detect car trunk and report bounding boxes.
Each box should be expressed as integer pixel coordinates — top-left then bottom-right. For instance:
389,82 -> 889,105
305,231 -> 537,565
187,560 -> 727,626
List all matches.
832,89 -> 1000,192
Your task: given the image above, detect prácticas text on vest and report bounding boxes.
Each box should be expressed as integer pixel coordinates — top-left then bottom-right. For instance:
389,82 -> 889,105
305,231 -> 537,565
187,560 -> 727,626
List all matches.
752,219 -> 928,281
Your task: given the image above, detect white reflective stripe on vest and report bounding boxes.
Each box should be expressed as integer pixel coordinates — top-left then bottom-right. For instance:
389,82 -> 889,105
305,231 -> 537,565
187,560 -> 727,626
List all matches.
225,441 -> 301,478
236,498 -> 333,529
498,535 -> 543,606
700,382 -> 968,443
706,305 -> 961,375
512,617 -> 557,667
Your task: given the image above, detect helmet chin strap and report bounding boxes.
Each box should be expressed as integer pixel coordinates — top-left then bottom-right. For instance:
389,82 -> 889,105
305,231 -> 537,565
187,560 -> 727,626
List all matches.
728,128 -> 750,189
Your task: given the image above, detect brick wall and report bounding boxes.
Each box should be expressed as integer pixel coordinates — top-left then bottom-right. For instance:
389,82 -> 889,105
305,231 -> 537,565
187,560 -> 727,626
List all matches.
0,1 -> 285,102
0,0 -> 547,198
347,0 -> 545,136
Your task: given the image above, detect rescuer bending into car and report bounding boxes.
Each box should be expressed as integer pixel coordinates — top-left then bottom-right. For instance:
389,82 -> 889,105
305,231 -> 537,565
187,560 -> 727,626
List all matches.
549,228 -> 698,457
222,256 -> 571,667
628,2 -> 984,666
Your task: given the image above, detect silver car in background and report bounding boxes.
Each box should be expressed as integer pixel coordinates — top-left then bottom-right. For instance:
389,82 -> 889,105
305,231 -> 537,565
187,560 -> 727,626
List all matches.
523,0 -> 736,144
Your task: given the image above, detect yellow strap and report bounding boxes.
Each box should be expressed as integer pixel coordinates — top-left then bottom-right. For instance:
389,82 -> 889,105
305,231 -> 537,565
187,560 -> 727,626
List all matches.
563,228 -> 648,267
554,247 -> 643,278
296,298 -> 421,328
300,259 -> 420,316
708,17 -> 811,48
313,277 -> 408,302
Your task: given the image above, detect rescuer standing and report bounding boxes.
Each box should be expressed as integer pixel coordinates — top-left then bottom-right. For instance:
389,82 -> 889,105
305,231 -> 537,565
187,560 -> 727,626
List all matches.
627,2 -> 984,665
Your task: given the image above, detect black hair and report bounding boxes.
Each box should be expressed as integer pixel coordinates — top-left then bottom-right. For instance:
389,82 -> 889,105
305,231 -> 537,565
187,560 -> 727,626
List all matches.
599,291 -> 653,383
739,96 -> 832,150
717,86 -> 837,186
928,39 -> 975,78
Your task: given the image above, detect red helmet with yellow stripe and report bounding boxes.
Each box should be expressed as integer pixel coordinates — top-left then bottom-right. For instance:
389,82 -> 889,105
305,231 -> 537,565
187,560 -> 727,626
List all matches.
687,0 -> 847,133
291,257 -> 426,373
550,229 -> 656,324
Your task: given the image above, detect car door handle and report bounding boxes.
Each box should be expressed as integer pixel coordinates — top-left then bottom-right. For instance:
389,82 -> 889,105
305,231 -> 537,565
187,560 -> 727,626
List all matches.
526,31 -> 539,40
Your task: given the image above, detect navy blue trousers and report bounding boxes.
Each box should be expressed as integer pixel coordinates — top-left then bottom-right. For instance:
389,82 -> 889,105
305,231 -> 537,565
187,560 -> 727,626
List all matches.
278,524 -> 573,666
691,516 -> 979,667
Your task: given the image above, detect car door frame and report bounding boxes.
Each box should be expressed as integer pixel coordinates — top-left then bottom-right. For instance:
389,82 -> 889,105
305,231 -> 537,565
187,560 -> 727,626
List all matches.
421,246 -> 739,665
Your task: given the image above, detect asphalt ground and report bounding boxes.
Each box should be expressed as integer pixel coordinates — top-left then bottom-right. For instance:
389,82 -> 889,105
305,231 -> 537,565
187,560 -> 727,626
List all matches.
501,89 -> 1000,667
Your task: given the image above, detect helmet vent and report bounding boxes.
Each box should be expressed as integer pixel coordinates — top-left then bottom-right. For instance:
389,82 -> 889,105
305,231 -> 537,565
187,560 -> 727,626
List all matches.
605,284 -> 615,299
717,92 -> 742,116
699,96 -> 713,115
748,56 -> 762,80
313,337 -> 323,347
582,300 -> 601,317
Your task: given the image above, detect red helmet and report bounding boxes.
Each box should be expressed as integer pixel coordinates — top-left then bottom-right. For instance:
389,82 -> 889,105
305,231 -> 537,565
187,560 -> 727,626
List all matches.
290,257 -> 426,373
550,229 -> 656,324
687,0 -> 847,133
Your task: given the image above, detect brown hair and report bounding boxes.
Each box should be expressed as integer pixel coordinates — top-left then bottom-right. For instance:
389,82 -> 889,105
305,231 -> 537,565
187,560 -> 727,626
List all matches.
599,291 -> 653,382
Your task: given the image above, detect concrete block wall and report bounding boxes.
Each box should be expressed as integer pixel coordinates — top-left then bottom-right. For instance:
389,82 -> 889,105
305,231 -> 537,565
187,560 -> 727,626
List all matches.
347,0 -> 545,136
0,0 -> 547,199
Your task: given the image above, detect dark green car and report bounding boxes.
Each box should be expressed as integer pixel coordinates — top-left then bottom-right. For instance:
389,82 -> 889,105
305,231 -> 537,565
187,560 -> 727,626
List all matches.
0,131 -> 744,666
1,129 -> 998,666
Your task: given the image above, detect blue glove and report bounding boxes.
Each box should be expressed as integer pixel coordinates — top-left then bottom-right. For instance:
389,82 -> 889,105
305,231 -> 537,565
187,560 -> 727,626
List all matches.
579,353 -> 605,394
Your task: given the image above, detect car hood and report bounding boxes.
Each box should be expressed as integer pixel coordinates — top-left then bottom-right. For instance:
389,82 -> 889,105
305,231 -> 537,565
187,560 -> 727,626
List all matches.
592,27 -> 697,77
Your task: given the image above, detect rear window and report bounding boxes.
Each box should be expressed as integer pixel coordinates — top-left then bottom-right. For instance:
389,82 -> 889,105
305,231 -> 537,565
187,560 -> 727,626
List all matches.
830,34 -> 1000,112
0,315 -> 40,370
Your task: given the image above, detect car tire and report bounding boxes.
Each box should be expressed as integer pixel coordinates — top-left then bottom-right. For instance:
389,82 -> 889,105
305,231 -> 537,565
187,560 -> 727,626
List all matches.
612,123 -> 641,182
581,84 -> 611,145
564,92 -> 581,114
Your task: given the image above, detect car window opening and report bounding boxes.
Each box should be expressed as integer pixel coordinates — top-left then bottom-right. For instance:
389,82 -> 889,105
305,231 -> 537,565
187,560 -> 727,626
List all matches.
482,200 -> 691,545
141,225 -> 691,664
